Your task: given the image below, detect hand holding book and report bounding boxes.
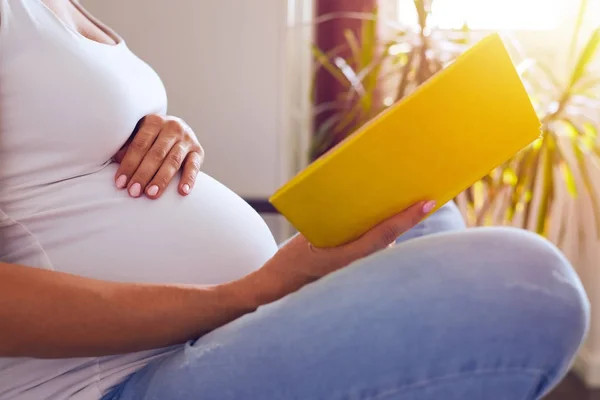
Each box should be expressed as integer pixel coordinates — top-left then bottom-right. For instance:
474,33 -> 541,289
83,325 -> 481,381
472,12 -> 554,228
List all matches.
258,200 -> 435,301
270,33 -> 541,248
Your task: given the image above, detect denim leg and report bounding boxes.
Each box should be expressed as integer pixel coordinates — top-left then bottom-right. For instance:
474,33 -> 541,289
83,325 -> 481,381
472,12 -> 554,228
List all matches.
396,201 -> 466,244
104,227 -> 589,400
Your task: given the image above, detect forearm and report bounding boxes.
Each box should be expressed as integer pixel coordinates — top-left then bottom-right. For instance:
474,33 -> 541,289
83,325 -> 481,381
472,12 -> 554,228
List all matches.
0,262 -> 281,359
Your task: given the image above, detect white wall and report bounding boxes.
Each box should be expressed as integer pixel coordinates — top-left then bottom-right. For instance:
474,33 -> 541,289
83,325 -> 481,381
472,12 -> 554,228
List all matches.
84,0 -> 290,199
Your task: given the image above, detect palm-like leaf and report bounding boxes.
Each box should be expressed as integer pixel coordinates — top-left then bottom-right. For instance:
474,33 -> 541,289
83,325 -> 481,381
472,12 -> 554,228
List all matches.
569,28 -> 599,89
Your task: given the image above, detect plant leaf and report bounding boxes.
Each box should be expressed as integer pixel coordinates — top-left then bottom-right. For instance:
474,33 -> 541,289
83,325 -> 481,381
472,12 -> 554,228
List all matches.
396,48 -> 416,100
550,132 -> 578,197
559,160 -> 579,197
502,168 -> 518,186
572,133 -> 600,236
344,29 -> 361,66
536,140 -> 554,235
569,28 -> 600,89
568,0 -> 589,64
413,0 -> 428,29
464,186 -> 475,209
556,210 -> 570,248
313,12 -> 376,26
505,149 -> 533,222
312,101 -> 341,118
310,44 -> 348,104
573,76 -> 600,94
462,187 -> 477,226
359,8 -> 379,118
311,113 -> 342,160
334,100 -> 363,135
355,40 -> 403,83
583,121 -> 598,138
532,61 -> 564,94
334,57 -> 366,97
521,142 -> 543,228
311,46 -> 349,88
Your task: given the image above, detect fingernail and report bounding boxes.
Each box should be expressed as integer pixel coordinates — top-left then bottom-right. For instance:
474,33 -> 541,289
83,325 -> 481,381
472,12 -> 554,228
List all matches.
422,201 -> 436,214
182,184 -> 190,194
115,175 -> 127,189
129,183 -> 141,197
147,185 -> 159,197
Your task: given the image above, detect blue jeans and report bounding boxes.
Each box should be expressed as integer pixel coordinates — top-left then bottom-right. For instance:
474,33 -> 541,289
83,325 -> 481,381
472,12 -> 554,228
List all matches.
103,202 -> 590,400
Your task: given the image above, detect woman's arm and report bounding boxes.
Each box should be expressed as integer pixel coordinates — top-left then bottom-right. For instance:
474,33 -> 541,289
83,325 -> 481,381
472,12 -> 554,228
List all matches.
0,200 -> 430,359
0,262 -> 274,359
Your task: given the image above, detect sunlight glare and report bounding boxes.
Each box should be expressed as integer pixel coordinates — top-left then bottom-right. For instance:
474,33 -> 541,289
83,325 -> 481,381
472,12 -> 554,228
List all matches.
397,0 -> 566,30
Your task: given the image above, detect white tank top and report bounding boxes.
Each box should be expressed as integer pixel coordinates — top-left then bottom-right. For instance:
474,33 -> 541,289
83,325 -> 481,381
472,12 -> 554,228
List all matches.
0,0 -> 278,398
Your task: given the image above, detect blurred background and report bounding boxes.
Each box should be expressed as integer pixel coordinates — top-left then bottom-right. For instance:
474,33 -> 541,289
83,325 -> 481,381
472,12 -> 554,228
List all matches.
85,0 -> 599,397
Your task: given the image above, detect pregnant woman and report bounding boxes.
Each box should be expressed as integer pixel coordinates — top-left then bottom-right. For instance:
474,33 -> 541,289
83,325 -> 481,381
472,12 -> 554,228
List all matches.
0,0 -> 590,399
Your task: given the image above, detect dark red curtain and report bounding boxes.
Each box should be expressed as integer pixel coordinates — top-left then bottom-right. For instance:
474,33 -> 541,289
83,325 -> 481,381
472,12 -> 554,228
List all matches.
313,0 -> 378,157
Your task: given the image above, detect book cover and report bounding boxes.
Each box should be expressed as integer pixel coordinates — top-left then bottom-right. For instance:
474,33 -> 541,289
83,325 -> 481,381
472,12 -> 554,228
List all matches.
270,33 -> 541,248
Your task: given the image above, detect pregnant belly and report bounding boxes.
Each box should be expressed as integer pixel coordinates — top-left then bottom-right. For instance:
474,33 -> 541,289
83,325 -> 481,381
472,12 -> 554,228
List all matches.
13,164 -> 278,284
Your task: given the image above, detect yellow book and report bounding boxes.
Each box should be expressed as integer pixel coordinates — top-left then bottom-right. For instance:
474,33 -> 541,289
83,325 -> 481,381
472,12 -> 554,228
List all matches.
269,33 -> 541,248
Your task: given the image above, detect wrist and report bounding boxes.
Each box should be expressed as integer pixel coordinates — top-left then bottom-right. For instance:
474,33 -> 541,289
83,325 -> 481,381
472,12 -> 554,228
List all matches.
228,260 -> 311,309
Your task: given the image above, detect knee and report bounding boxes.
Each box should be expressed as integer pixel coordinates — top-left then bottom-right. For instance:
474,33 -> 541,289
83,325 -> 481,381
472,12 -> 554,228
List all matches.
422,227 -> 590,393
487,228 -> 589,320
477,228 -> 590,372
356,227 -> 589,395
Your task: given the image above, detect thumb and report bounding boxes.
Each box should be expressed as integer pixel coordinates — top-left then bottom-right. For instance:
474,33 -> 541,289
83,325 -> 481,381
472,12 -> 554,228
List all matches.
353,200 -> 436,256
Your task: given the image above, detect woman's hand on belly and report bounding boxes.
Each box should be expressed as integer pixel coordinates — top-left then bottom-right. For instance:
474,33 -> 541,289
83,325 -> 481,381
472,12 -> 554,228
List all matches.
113,114 -> 204,200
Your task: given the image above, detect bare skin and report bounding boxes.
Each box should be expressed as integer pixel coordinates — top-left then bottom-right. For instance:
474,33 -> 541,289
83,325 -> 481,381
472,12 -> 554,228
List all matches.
43,0 -> 118,45
113,114 -> 205,199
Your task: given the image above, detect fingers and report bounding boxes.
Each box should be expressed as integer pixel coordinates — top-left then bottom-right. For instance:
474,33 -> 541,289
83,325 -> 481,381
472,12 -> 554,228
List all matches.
352,200 -> 436,257
114,115 -> 163,189
127,133 -> 180,198
114,114 -> 203,199
144,142 -> 190,199
178,149 -> 204,196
